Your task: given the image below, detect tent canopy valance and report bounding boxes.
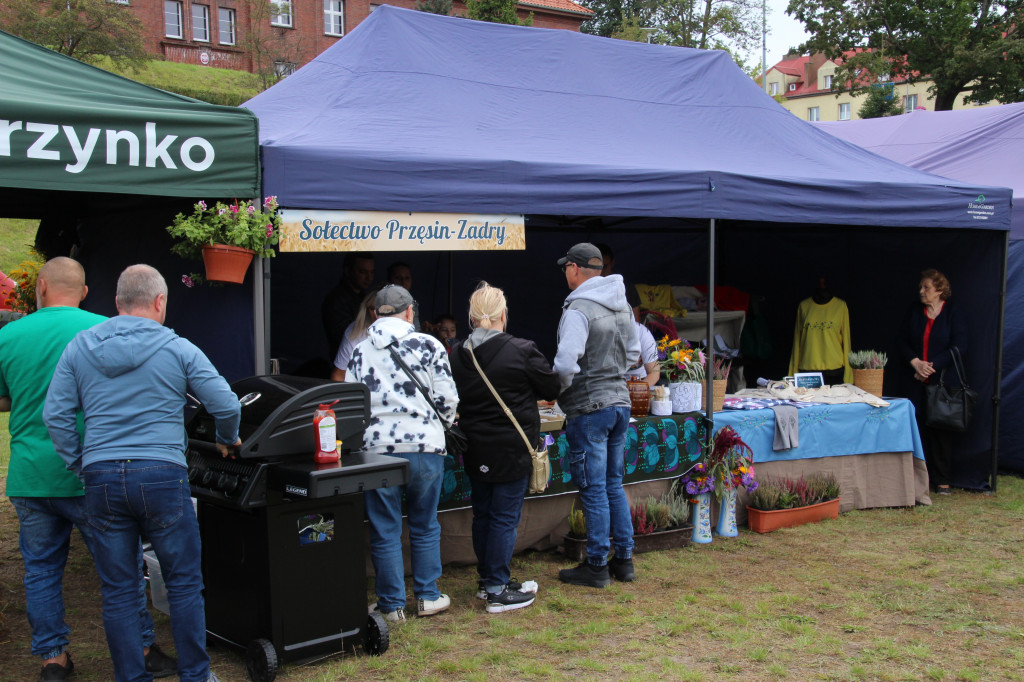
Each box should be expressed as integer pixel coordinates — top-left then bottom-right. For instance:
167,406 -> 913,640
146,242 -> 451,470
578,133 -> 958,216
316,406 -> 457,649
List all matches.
0,29 -> 260,200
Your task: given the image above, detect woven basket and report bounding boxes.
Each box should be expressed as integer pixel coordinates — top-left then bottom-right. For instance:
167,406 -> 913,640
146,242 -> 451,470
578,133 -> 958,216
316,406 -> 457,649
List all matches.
852,368 -> 884,397
712,378 -> 727,412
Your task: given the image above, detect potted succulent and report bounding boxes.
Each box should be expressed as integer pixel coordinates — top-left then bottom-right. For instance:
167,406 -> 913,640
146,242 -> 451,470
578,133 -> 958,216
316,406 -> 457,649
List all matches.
166,196 -> 281,284
746,472 -> 841,533
848,350 -> 887,397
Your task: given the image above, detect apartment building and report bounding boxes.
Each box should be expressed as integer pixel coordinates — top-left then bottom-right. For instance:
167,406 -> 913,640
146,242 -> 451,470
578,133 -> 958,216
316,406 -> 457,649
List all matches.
765,52 -> 994,122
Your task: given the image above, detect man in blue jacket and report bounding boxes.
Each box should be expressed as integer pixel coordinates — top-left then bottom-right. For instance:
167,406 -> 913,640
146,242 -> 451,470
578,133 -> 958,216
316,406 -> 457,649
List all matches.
44,264 -> 241,682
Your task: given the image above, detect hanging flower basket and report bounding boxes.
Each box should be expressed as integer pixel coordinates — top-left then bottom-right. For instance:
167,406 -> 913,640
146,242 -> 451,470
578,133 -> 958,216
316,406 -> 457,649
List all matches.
201,244 -> 255,284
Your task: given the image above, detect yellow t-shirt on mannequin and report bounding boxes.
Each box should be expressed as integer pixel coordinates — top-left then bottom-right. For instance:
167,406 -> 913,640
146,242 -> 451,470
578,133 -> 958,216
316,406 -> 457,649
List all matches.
788,297 -> 853,383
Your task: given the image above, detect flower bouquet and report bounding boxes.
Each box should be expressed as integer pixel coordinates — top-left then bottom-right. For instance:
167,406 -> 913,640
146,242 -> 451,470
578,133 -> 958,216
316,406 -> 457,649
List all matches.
656,336 -> 705,383
2,249 -> 46,314
707,426 -> 758,500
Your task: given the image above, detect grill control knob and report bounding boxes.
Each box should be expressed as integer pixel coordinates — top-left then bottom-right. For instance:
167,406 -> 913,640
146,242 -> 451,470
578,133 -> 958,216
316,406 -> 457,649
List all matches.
222,475 -> 241,496
187,467 -> 199,483
201,470 -> 215,487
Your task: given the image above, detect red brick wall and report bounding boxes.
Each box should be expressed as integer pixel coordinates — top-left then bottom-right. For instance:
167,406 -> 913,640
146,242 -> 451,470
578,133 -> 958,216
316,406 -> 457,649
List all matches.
128,0 -> 585,74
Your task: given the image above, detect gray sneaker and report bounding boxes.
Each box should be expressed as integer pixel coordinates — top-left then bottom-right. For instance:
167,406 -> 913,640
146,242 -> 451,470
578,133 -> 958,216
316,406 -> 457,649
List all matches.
369,604 -> 406,622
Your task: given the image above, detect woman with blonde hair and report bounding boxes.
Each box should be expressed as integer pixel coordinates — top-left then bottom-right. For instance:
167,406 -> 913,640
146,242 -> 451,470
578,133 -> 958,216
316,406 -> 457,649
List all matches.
449,282 -> 559,613
330,287 -> 380,381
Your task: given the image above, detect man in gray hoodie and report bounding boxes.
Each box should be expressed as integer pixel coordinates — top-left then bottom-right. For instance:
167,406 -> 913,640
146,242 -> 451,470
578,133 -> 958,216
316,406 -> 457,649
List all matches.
553,243 -> 640,588
44,264 -> 240,682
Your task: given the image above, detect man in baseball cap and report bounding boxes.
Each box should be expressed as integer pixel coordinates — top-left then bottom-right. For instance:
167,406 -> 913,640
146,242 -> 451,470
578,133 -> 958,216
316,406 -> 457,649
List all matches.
556,243 -> 605,271
374,283 -> 415,316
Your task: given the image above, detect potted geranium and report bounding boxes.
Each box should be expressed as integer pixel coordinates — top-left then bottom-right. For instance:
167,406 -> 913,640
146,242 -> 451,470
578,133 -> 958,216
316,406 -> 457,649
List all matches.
166,196 -> 281,284
746,472 -> 841,533
656,336 -> 706,413
849,350 -> 887,397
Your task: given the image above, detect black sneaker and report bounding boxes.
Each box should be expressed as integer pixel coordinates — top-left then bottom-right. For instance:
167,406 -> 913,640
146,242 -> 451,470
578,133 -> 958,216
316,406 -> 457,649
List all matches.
40,653 -> 74,681
476,578 -> 538,600
486,587 -> 536,613
145,643 -> 178,679
558,561 -> 611,588
609,557 -> 635,582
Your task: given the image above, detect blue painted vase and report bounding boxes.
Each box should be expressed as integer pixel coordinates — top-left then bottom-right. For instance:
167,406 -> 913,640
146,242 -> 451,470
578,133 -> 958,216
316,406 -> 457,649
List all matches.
714,487 -> 738,537
691,492 -> 712,544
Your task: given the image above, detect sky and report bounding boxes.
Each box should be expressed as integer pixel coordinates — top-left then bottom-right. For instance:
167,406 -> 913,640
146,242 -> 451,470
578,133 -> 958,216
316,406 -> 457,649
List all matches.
761,0 -> 812,67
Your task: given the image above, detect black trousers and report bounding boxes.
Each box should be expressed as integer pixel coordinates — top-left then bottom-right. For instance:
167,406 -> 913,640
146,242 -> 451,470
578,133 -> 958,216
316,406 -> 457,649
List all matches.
920,424 -> 954,488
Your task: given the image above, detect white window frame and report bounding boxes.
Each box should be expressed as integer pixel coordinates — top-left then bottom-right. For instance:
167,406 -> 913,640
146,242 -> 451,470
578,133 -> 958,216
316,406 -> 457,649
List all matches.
164,1 -> 184,39
324,0 -> 344,36
823,74 -> 833,90
218,7 -> 236,45
789,83 -> 797,92
807,107 -> 820,122
904,94 -> 919,113
769,82 -> 778,96
878,73 -> 890,82
274,60 -> 297,77
839,102 -> 851,121
192,4 -> 210,42
271,0 -> 293,28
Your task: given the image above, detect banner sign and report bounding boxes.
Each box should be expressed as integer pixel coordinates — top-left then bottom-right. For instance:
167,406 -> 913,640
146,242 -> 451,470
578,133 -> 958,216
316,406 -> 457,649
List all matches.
277,210 -> 525,252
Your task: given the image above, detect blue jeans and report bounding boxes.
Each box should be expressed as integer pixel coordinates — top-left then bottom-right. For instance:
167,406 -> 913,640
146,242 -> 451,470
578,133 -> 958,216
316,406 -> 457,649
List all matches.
10,496 -> 154,659
83,460 -> 208,682
566,406 -> 634,565
365,452 -> 444,612
470,475 -> 529,591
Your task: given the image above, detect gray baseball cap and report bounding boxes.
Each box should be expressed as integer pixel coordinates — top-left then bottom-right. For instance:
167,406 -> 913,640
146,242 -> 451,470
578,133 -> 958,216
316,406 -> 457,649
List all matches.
375,284 -> 414,316
556,242 -> 603,269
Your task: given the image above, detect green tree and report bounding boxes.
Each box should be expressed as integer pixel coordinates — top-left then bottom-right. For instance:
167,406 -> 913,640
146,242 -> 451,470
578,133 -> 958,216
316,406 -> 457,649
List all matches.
415,0 -> 453,15
5,0 -> 146,68
857,82 -> 903,118
581,0 -> 649,36
464,0 -> 533,25
786,0 -> 1024,111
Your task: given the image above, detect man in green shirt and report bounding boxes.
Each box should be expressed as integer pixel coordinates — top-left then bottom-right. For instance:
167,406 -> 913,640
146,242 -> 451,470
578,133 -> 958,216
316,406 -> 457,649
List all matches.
0,257 -> 175,680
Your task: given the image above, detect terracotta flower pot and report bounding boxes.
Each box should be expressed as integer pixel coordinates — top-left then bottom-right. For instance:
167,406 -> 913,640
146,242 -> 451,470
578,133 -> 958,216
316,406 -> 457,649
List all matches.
746,497 -> 840,534
201,244 -> 255,284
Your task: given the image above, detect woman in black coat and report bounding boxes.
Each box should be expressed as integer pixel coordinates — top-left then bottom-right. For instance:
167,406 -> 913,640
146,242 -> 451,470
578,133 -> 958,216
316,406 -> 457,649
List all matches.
898,269 -> 967,495
449,282 -> 560,614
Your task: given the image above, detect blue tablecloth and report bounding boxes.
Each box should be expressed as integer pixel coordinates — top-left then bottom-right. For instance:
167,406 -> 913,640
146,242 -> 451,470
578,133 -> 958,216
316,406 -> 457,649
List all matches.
713,398 -> 925,463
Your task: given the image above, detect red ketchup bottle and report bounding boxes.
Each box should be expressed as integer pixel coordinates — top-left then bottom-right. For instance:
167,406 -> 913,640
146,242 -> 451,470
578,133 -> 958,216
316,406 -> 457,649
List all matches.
313,400 -> 340,464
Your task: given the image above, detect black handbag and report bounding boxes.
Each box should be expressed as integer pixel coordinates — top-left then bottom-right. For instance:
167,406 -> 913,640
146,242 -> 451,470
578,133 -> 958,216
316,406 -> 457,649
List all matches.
924,346 -> 977,433
386,343 -> 467,456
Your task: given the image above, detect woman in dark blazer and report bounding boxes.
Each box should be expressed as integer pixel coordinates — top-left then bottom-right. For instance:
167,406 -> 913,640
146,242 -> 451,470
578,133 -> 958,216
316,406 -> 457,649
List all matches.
449,282 -> 560,614
898,269 -> 968,495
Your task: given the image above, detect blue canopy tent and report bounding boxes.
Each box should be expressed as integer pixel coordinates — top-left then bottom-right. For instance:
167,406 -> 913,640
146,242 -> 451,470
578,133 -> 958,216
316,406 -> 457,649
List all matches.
244,6 -> 1012,489
816,104 -> 1024,479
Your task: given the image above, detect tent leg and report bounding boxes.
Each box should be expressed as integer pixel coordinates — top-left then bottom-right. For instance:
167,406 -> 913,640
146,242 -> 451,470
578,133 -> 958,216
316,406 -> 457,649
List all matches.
254,256 -> 269,375
706,218 -> 715,416
991,232 -> 1008,493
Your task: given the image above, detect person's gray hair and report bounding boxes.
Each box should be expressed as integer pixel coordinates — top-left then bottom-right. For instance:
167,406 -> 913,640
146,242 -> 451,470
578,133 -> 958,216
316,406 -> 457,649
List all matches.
116,264 -> 168,312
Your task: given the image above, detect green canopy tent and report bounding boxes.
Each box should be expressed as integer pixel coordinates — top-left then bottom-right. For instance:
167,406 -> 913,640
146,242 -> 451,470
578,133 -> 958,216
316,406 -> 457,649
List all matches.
0,29 -> 263,379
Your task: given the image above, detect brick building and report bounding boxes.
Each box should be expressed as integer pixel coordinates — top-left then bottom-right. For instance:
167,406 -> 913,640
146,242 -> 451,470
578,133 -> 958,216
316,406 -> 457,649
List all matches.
134,0 -> 592,75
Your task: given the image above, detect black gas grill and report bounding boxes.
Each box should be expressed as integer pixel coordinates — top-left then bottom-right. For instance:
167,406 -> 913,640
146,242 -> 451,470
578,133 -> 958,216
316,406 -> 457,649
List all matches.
185,376 -> 408,682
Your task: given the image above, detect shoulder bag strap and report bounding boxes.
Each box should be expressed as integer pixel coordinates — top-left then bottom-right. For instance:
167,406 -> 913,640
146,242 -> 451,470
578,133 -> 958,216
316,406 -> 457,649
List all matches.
949,345 -> 969,388
466,341 -> 535,454
387,343 -> 450,430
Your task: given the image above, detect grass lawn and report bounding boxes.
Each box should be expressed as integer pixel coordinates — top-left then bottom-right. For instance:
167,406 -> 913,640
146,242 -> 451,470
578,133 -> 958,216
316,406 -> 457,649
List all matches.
1,433 -> 1022,682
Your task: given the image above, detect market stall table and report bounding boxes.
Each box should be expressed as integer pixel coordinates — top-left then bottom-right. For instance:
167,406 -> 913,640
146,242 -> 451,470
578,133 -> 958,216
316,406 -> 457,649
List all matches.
713,398 -> 931,521
436,413 -> 709,564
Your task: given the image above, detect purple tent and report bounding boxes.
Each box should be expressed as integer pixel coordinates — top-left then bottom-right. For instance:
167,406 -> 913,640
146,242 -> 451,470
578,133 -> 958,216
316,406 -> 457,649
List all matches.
817,105 -> 1024,478
243,6 -> 1012,489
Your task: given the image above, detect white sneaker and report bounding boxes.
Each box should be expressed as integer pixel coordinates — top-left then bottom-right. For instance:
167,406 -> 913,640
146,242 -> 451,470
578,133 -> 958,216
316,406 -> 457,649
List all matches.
369,604 -> 406,622
417,593 -> 451,617
476,578 -> 539,600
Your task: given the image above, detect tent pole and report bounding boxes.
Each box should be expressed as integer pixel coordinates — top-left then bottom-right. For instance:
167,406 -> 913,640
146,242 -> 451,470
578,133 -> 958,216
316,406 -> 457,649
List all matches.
991,231 -> 1008,493
707,218 -> 715,416
254,256 -> 269,375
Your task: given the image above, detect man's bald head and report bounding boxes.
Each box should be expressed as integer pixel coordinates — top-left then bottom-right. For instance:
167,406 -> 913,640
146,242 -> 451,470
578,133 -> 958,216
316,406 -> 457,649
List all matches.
37,257 -> 87,309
